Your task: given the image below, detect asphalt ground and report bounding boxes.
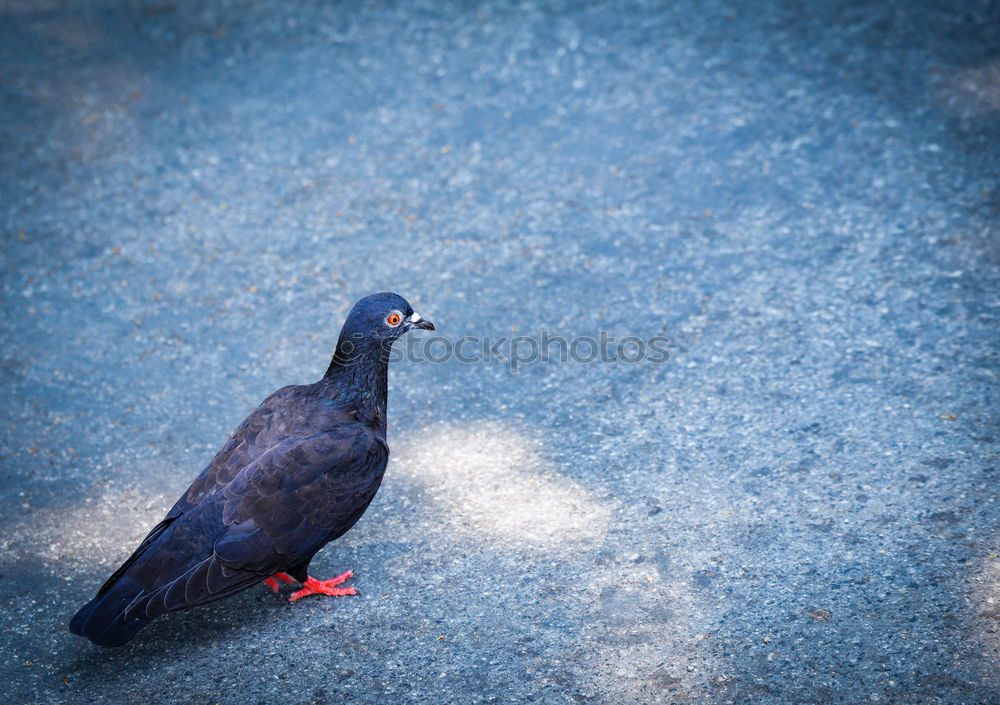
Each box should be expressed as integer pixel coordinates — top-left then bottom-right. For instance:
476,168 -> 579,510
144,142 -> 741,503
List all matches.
1,1 -> 998,703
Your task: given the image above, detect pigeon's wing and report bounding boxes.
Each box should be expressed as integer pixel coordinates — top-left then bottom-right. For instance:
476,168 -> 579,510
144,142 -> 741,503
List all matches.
221,422 -> 389,548
124,423 -> 388,620
168,385 -> 300,515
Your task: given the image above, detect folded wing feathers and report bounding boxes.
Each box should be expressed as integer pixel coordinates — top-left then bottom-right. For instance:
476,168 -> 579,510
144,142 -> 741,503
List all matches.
122,555 -> 261,621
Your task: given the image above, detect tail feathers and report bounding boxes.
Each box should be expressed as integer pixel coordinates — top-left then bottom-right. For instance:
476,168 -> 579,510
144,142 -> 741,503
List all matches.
70,557 -> 265,646
68,598 -> 97,636
69,577 -> 152,647
69,515 -> 181,646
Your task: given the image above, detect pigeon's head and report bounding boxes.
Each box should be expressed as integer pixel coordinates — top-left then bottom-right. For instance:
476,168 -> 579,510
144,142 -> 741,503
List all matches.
336,292 -> 434,361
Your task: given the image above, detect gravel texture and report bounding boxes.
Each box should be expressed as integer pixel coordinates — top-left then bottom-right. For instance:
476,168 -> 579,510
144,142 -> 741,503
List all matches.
1,1 -> 998,703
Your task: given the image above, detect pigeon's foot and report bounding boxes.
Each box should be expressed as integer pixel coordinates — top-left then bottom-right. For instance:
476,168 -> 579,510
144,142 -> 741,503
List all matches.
263,572 -> 297,593
288,570 -> 357,602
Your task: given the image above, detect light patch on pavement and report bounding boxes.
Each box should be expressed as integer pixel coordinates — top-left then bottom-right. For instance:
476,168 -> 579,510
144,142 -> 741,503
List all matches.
0,485 -> 170,577
394,422 -> 612,548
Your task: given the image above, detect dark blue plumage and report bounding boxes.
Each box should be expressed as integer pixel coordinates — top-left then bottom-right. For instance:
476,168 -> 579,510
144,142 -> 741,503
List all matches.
70,293 -> 434,646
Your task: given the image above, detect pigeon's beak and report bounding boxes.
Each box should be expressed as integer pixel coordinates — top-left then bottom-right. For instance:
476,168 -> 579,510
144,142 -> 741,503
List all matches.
408,312 -> 435,331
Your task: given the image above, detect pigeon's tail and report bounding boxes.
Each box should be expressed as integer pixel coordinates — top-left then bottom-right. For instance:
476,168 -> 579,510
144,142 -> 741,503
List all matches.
68,516 -> 181,646
68,500 -> 267,646
69,576 -> 153,647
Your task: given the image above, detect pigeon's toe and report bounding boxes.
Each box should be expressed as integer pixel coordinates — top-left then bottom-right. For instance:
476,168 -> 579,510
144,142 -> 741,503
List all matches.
288,570 -> 357,601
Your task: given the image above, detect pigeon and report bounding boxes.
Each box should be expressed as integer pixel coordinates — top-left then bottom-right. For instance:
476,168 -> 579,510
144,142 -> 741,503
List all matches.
69,292 -> 434,646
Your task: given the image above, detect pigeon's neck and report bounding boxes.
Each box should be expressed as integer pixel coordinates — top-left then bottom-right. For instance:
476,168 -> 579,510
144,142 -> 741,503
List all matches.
321,342 -> 389,422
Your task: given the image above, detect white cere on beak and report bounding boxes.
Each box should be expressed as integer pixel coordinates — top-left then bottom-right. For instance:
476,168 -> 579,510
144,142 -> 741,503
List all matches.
410,312 -> 422,323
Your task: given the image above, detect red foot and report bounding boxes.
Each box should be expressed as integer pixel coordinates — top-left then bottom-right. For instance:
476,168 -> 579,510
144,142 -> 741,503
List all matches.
288,570 -> 357,602
263,572 -> 297,593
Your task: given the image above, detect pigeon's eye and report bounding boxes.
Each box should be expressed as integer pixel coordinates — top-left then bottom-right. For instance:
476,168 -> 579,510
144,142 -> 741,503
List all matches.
386,313 -> 401,327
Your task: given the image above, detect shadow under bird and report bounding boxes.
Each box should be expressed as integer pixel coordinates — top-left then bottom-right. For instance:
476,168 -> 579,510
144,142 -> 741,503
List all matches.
70,292 -> 434,646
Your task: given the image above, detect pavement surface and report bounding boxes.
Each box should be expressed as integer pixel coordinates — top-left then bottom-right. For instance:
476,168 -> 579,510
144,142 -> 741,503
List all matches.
1,1 -> 998,703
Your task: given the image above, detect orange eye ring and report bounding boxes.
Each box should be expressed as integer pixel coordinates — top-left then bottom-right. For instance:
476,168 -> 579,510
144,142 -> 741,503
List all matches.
386,313 -> 401,326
